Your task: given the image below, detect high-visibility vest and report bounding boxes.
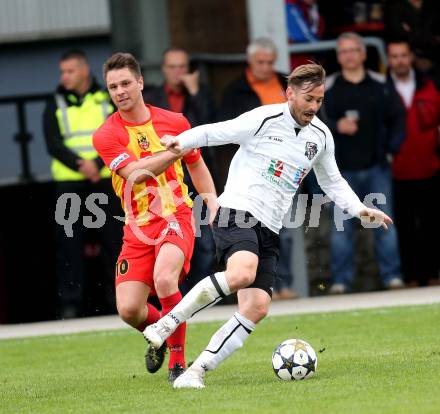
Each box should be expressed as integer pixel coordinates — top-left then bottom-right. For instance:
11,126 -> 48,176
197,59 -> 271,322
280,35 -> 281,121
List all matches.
52,90 -> 113,181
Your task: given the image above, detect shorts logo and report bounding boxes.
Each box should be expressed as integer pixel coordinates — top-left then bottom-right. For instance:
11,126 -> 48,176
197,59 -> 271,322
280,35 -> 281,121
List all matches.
305,142 -> 318,160
268,159 -> 284,177
137,133 -> 150,150
115,259 -> 129,278
109,153 -> 129,170
161,221 -> 182,237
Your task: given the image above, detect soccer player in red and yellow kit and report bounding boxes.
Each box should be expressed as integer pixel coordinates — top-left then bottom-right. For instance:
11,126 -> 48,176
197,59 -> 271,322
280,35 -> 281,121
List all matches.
93,52 -> 217,383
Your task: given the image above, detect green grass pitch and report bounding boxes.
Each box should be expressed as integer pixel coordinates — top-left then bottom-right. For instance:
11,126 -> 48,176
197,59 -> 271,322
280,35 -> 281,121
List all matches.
1,304 -> 440,414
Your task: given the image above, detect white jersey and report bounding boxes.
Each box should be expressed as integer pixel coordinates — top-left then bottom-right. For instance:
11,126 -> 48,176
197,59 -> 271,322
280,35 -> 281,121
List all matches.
179,102 -> 364,233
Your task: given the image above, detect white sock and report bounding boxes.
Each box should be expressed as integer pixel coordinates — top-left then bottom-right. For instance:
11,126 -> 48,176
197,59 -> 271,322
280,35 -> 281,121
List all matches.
192,312 -> 256,371
162,272 -> 231,328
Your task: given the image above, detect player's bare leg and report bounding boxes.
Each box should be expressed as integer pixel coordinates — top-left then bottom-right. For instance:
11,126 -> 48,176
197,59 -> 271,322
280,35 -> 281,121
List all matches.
116,281 -> 165,373
116,281 -> 151,328
144,250 -> 258,348
153,242 -> 187,382
173,288 -> 270,389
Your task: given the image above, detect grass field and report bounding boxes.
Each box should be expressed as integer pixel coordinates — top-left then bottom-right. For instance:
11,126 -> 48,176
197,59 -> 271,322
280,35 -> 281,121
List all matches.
1,304 -> 440,414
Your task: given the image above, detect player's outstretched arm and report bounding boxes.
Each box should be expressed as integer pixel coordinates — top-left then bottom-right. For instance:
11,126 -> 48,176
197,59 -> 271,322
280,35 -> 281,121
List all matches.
118,150 -> 180,184
314,132 -> 394,231
162,108 -> 263,153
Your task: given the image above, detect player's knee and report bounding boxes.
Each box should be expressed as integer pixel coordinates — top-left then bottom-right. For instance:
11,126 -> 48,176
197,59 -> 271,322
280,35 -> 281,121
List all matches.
117,302 -> 142,326
153,272 -> 176,296
227,267 -> 256,290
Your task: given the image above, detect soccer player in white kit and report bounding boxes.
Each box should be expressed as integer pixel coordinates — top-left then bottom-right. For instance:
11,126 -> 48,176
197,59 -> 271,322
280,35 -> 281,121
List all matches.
145,64 -> 393,388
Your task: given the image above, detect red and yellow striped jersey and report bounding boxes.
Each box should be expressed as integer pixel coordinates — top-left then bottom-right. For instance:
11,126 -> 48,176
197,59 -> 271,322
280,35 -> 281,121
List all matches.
93,104 -> 200,226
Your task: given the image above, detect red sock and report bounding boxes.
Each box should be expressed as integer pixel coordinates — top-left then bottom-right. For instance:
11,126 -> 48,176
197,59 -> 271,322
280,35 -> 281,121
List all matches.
160,291 -> 186,368
135,303 -> 161,332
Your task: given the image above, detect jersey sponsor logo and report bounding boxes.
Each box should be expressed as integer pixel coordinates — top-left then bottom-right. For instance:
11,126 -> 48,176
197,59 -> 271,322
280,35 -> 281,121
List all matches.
305,142 -> 318,160
261,159 -> 292,190
137,132 -> 150,150
109,152 -> 130,170
268,159 -> 284,177
261,160 -> 308,191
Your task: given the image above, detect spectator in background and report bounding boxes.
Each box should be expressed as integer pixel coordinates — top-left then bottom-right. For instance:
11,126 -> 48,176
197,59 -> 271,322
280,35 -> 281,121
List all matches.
219,38 -> 297,300
384,0 -> 440,85
322,33 -> 405,294
144,48 -> 216,294
285,0 -> 325,68
218,38 -> 287,121
43,49 -> 122,319
144,48 -> 215,127
386,40 -> 440,287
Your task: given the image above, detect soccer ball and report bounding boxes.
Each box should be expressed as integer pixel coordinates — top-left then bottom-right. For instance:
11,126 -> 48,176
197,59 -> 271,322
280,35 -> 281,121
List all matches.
272,338 -> 318,380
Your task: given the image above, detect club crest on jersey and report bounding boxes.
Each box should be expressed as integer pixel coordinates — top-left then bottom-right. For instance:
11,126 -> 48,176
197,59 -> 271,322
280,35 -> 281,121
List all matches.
137,133 -> 150,150
305,142 -> 318,160
268,159 -> 284,177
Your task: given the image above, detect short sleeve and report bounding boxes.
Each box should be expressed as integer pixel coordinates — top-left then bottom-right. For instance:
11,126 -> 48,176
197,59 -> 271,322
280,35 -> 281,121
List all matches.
182,148 -> 201,165
93,125 -> 137,172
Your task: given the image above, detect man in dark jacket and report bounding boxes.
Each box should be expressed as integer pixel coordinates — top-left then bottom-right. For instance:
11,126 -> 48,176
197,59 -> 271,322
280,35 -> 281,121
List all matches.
322,32 -> 406,293
387,40 -> 440,286
144,48 -> 215,127
144,48 -> 217,294
218,38 -> 287,121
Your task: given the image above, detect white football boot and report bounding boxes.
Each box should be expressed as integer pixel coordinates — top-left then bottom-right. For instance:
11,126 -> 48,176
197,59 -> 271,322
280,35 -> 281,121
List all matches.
173,365 -> 206,389
144,316 -> 177,348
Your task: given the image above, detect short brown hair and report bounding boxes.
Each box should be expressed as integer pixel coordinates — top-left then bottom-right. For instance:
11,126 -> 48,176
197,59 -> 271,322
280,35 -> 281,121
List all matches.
60,49 -> 88,63
103,52 -> 142,82
287,63 -> 326,91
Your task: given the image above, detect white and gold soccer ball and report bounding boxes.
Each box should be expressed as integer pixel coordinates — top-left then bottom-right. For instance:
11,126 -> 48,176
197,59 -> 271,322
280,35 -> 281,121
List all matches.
272,338 -> 318,380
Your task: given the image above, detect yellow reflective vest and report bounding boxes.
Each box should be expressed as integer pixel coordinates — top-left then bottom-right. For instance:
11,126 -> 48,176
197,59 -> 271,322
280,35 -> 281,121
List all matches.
52,90 -> 113,181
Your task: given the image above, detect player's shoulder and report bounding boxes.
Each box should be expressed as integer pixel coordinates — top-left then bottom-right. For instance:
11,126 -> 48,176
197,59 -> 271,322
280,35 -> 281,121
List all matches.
149,105 -> 187,122
237,104 -> 286,136
93,112 -> 125,143
252,103 -> 285,116
309,116 -> 332,140
149,105 -> 190,131
244,103 -> 286,125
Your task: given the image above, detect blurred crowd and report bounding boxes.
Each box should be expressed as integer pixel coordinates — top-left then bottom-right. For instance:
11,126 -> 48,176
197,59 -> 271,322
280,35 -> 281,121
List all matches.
37,0 -> 440,319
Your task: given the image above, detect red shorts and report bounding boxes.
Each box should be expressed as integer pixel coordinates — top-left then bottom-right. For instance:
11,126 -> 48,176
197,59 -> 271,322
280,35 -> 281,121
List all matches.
115,210 -> 195,295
